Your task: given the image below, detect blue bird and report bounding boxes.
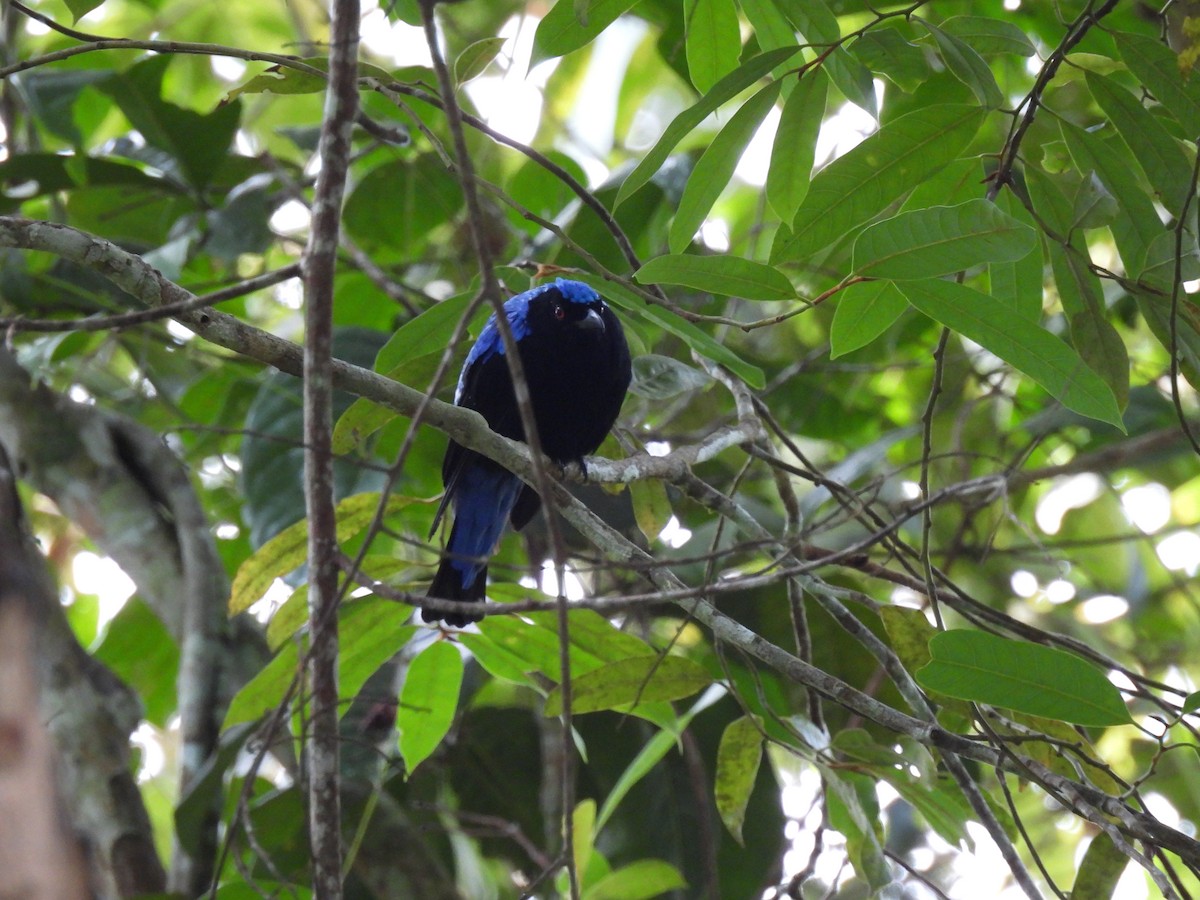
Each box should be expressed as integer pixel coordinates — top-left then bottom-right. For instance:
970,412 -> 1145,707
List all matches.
422,278 -> 632,627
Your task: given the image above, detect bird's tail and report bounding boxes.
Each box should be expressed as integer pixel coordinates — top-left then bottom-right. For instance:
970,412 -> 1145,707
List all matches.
422,553 -> 487,627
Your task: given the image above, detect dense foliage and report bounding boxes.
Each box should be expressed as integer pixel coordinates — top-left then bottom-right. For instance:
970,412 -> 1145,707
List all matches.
2,0 -> 1200,897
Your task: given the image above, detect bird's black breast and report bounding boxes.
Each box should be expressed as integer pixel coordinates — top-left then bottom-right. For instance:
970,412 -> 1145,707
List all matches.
451,291 -> 631,468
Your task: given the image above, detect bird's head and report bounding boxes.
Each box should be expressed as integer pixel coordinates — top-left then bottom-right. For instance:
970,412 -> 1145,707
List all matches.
527,278 -> 610,336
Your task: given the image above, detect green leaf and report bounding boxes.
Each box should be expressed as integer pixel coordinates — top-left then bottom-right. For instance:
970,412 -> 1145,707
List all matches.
635,254 -> 794,300
468,609 -> 657,691
543,655 -> 712,716
1184,691 -> 1200,713
1048,237 -> 1131,410
97,56 -> 241,191
989,188 -> 1044,321
630,477 -> 673,544
229,493 -> 415,615
1086,70 -> 1194,217
1071,172 -> 1118,231
0,153 -> 182,205
616,46 -> 801,207
585,860 -> 687,900
851,199 -> 1037,280
738,0 -> 798,68
1072,832 -> 1128,900
772,104 -> 984,262
572,800 -> 597,888
1025,166 -> 1130,409
714,715 -> 764,844
224,600 -> 413,730
226,57 -> 392,101
919,19 -> 1003,108
937,16 -> 1036,57
1133,290 -> 1200,390
398,641 -> 464,774
63,0 -> 103,21
332,291 -> 481,454
573,274 -> 766,387
340,604 -> 416,703
887,775 -> 974,849
829,281 -> 907,358
915,630 -> 1132,727
822,766 -> 890,888
344,154 -> 464,255
594,689 -> 722,833
629,354 -> 711,400
898,279 -> 1125,429
454,37 -> 507,85
684,0 -> 742,95
849,30 -> 930,93
670,81 -> 781,252
779,0 -> 876,117
1060,120 -> 1164,279
766,71 -> 827,222
1114,31 -> 1200,137
94,599 -> 178,727
532,0 -> 640,63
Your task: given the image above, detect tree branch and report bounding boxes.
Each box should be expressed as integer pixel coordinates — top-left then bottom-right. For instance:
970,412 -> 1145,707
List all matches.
302,0 -> 361,893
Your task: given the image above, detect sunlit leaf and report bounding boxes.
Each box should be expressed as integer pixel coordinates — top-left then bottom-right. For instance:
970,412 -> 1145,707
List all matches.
670,81 -> 781,252
398,641 -> 464,774
543,655 -> 712,716
454,37 -> 507,85
684,0 -> 742,94
766,70 -> 826,222
585,859 -> 687,900
594,689 -> 724,833
772,105 -> 984,262
229,493 -> 415,615
533,0 -> 640,63
224,600 -> 413,730
616,46 -> 801,207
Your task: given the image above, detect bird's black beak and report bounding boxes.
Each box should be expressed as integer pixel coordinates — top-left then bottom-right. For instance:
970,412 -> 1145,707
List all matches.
576,307 -> 605,333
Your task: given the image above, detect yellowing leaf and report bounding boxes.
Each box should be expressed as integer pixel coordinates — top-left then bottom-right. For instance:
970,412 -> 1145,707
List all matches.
714,715 -> 764,844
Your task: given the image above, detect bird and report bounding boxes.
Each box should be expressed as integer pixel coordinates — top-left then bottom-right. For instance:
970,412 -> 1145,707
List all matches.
422,278 -> 631,627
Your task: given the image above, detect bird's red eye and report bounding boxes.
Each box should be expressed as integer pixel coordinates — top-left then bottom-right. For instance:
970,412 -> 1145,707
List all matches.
554,305 -> 566,321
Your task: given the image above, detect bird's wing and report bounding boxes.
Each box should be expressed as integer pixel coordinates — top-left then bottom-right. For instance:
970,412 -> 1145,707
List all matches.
433,298 -> 531,538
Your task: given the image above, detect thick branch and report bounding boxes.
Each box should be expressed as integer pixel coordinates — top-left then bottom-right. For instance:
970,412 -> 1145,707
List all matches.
302,0 -> 361,894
